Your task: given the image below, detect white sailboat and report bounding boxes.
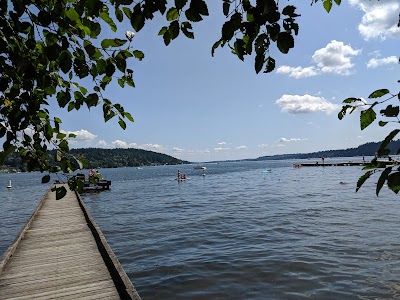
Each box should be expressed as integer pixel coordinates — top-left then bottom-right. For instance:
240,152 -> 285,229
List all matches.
7,179 -> 12,188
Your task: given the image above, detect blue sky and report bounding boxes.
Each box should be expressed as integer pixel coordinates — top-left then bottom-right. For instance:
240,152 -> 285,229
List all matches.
52,0 -> 399,162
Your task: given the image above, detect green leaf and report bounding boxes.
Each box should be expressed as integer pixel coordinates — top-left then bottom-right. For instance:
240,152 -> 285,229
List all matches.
387,172 -> 400,194
379,129 -> 400,154
234,39 -> 245,61
124,112 -> 134,122
376,167 -> 392,196
55,186 -> 67,200
356,170 -> 374,192
282,5 -> 300,17
360,107 -> 376,130
342,97 -> 362,104
59,139 -> 69,152
42,174 -> 51,183
115,8 -> 123,22
255,53 -> 264,74
185,8 -> 203,22
118,118 -> 127,129
100,11 -> 117,32
38,10 -> 52,27
106,62 -> 116,77
176,0 -> 188,10
59,51 -> 73,73
56,132 -> 67,139
133,50 -> 144,60
181,22 -> 194,39
379,121 -> 388,127
223,1 -> 230,16
191,0 -> 209,16
166,7 -> 179,21
131,12 -> 145,32
334,0 -> 341,4
123,7 -> 132,19
158,26 -> 168,35
323,0 -> 332,13
380,105 -> 399,117
222,21 -> 234,41
368,89 -> 390,99
175,0 -> 187,10
211,39 -> 223,56
169,21 -> 180,40
101,38 -> 127,48
264,56 -> 275,73
66,8 -> 80,22
163,31 -> 171,46
277,32 -> 294,54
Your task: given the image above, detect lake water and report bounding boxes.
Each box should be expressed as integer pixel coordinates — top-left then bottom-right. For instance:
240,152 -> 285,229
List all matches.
2,159 -> 400,299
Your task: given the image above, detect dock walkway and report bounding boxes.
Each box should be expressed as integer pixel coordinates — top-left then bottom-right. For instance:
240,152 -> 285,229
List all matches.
0,184 -> 141,300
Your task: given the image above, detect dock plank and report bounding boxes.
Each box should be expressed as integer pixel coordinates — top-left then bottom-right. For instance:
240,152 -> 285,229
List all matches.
0,184 -> 141,299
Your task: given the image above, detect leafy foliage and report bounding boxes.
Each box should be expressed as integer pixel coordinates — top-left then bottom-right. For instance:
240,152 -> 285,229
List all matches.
0,0 -> 339,196
339,84 -> 400,195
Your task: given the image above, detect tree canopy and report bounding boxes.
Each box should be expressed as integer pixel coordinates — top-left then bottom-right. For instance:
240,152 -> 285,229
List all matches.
2,0 -> 396,196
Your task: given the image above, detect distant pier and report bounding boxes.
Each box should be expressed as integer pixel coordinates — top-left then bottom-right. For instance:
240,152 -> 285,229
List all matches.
0,184 -> 141,299
295,161 -> 394,167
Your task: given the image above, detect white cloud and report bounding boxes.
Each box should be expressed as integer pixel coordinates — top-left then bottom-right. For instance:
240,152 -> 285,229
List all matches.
276,66 -> 318,78
349,0 -> 400,40
278,138 -> 307,143
367,56 -> 398,68
217,141 -> 227,145
140,144 -> 163,151
214,147 -> 230,151
110,140 -> 163,151
112,140 -> 129,148
236,145 -> 247,149
97,140 -> 108,148
275,94 -> 340,114
172,147 -> 184,152
312,40 -> 361,75
63,129 -> 97,140
277,41 -> 360,78
258,143 -> 285,148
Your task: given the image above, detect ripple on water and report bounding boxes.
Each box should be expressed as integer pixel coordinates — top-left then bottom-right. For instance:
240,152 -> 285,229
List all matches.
4,162 -> 399,299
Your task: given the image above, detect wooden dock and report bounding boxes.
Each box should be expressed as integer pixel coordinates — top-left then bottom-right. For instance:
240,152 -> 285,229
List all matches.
0,184 -> 141,300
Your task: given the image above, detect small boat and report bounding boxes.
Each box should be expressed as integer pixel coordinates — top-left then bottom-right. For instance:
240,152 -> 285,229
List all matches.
193,165 -> 206,170
262,169 -> 272,173
7,179 -> 12,188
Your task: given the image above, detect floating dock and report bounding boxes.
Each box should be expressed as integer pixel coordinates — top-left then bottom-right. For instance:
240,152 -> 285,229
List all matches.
0,184 -> 141,299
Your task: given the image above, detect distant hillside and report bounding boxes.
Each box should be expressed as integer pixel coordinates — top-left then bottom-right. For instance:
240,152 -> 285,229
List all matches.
2,148 -> 188,171
254,140 -> 400,161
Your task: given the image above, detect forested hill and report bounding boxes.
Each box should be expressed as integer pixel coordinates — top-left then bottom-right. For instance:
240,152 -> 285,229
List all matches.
66,148 -> 188,168
2,148 -> 188,171
254,140 -> 400,161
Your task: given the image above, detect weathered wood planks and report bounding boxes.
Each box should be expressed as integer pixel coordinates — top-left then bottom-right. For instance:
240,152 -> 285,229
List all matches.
0,184 -> 141,300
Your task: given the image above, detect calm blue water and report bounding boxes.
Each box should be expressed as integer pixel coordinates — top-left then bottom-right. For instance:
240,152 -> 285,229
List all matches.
2,159 -> 400,299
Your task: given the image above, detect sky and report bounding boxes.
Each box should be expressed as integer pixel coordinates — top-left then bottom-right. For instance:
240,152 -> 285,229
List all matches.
50,0 -> 399,162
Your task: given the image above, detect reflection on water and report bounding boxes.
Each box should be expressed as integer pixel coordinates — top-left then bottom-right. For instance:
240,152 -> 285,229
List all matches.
2,160 -> 400,299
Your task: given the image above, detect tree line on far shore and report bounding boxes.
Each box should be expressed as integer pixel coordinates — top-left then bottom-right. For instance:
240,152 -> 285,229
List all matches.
253,140 -> 400,161
1,148 -> 188,172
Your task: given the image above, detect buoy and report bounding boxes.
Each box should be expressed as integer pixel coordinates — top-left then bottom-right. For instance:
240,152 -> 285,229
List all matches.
7,179 -> 12,188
